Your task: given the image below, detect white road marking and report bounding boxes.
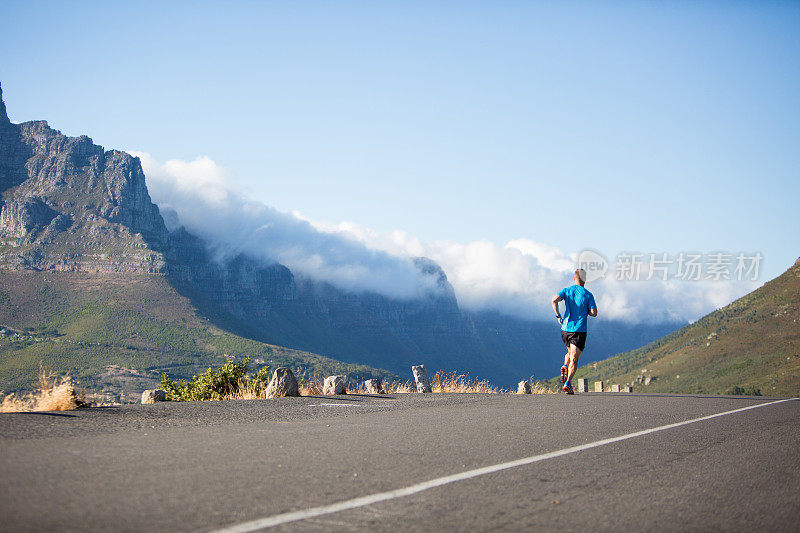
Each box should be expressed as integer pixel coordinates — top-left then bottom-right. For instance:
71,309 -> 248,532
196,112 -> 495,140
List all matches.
213,397 -> 796,533
308,403 -> 363,407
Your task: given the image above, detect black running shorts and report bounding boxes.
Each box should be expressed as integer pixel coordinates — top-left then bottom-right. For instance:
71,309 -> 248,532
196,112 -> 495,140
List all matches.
561,330 -> 587,351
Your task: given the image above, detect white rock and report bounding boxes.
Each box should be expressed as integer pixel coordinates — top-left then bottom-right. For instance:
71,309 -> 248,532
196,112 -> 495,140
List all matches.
141,389 -> 167,404
363,379 -> 384,394
517,380 -> 531,394
577,379 -> 588,393
594,381 -> 604,392
323,375 -> 347,395
265,367 -> 300,398
611,384 -> 621,392
412,365 -> 431,393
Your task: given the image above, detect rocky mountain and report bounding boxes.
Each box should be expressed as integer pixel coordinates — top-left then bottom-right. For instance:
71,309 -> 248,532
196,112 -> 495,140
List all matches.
0,83 -> 678,388
0,84 -> 168,273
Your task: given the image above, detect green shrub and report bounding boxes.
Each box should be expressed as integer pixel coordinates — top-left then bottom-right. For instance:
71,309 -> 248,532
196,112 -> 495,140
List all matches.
161,357 -> 254,401
242,365 -> 273,396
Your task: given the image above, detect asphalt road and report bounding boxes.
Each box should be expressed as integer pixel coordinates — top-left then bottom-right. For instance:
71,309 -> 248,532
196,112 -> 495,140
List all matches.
1,393 -> 798,532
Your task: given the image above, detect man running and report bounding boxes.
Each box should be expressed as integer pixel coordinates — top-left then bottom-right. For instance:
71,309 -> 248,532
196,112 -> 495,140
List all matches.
551,268 -> 598,394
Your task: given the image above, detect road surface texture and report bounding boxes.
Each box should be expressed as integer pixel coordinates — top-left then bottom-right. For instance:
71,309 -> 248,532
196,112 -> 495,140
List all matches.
1,393 -> 798,532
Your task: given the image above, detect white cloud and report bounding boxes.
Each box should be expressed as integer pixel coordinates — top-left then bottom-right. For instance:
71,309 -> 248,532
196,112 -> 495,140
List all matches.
133,151 -> 439,300
135,153 -> 233,208
133,152 -> 760,324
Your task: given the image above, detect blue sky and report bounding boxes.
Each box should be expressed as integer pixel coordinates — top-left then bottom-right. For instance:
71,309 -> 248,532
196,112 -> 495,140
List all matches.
2,0 -> 798,285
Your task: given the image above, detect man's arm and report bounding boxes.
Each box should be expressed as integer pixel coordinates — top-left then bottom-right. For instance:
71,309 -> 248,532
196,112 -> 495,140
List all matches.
552,295 -> 563,323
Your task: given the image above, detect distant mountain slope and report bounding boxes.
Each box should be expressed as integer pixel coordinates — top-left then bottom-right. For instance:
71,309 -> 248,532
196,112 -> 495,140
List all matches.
559,258 -> 800,396
466,310 -> 678,382
0,271 -> 395,400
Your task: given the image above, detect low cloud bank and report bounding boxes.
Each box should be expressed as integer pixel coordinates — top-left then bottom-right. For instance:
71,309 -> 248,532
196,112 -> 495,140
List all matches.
135,152 -> 758,324
301,219 -> 757,324
134,152 -> 439,299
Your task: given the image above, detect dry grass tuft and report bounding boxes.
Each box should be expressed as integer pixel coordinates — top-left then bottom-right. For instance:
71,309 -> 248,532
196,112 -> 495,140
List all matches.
298,378 -> 323,396
381,380 -> 415,393
430,371 -> 504,394
0,367 -> 83,413
525,381 -> 560,394
222,379 -> 266,400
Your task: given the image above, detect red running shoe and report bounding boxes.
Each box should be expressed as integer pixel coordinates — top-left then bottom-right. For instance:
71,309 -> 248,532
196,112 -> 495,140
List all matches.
563,381 -> 574,395
560,365 -> 568,384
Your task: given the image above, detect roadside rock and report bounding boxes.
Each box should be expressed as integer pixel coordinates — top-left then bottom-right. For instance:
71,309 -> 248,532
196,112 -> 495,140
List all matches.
265,367 -> 300,398
141,389 -> 167,404
364,378 -> 384,394
323,375 -> 347,395
412,365 -> 431,393
517,380 -> 531,394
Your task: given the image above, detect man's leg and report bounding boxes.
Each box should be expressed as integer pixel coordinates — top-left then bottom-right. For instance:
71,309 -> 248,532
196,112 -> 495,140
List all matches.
561,351 -> 570,383
566,343 -> 582,383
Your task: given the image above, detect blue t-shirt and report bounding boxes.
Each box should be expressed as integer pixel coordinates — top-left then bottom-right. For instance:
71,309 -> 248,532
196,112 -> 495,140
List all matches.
558,285 -> 597,333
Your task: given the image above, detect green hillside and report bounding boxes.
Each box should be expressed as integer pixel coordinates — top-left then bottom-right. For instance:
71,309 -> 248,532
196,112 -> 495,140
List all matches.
0,272 -> 396,401
552,258 -> 800,397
